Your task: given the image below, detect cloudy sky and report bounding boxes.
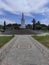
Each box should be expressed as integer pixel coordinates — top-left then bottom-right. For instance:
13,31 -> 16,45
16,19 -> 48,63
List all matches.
0,0 -> 49,25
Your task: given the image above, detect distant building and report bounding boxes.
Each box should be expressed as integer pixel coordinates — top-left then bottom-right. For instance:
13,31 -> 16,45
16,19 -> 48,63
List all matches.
20,13 -> 26,28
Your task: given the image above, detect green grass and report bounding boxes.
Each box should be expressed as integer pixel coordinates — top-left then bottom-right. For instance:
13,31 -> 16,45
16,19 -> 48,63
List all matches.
33,35 -> 49,48
0,36 -> 14,48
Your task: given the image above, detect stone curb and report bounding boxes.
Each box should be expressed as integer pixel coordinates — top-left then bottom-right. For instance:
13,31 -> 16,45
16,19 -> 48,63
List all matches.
0,36 -> 17,62
29,36 -> 49,64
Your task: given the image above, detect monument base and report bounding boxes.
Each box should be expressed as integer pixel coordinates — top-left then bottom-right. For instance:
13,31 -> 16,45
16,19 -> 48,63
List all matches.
20,25 -> 26,29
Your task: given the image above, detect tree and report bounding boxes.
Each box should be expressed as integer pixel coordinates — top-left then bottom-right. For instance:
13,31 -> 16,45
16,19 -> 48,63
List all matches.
3,21 -> 6,31
26,24 -> 32,29
12,24 -> 20,29
47,25 -> 49,30
0,25 -> 3,29
36,21 -> 40,25
32,18 -> 36,30
35,21 -> 41,30
41,27 -> 48,31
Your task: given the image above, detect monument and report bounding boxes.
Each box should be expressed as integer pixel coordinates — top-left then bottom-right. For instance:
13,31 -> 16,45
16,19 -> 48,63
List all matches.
20,13 -> 25,28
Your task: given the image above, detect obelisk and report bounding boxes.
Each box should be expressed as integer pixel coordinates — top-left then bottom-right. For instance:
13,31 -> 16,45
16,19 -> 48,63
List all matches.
20,13 -> 25,28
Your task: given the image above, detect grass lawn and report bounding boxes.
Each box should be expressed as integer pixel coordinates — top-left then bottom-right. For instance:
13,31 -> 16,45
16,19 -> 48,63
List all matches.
33,35 -> 49,48
0,36 -> 14,48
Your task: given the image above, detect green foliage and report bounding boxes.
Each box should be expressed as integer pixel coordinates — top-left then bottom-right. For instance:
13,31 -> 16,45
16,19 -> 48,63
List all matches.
26,24 -> 32,29
35,25 -> 41,30
33,36 -> 49,48
3,21 -> 6,30
31,18 -> 48,31
6,23 -> 20,30
36,21 -> 40,25
47,25 -> 49,30
0,25 -> 3,29
32,18 -> 36,30
0,36 -> 14,48
35,21 -> 41,30
41,27 -> 48,31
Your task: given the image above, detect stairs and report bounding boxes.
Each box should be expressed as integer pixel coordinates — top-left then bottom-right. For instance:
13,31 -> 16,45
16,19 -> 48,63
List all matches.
2,29 -> 42,35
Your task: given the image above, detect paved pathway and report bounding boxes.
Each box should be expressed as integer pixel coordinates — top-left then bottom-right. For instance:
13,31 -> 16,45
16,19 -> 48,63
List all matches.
0,35 -> 48,65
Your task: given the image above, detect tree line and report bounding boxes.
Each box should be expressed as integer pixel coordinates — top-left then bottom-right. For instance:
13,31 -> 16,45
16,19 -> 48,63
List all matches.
0,19 -> 49,32
26,18 -> 49,31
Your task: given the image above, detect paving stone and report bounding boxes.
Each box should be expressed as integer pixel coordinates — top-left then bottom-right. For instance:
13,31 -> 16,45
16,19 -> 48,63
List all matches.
0,35 -> 49,65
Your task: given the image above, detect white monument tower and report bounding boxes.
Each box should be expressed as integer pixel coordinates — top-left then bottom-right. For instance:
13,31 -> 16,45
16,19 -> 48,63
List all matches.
20,13 -> 25,28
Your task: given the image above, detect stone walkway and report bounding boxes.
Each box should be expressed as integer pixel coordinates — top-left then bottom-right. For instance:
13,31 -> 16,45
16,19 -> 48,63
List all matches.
0,35 -> 49,65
